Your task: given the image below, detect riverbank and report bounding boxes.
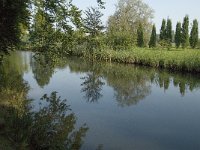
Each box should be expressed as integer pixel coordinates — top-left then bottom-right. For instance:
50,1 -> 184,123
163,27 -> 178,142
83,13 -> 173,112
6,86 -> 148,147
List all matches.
71,48 -> 200,73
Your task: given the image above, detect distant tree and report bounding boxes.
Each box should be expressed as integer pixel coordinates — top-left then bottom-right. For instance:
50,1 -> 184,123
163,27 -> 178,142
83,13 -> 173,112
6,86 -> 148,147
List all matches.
159,19 -> 171,49
182,15 -> 189,48
137,23 -> 144,47
166,18 -> 172,42
175,22 -> 182,48
189,19 -> 199,49
107,0 -> 154,46
149,24 -> 157,48
84,7 -> 104,37
160,19 -> 167,41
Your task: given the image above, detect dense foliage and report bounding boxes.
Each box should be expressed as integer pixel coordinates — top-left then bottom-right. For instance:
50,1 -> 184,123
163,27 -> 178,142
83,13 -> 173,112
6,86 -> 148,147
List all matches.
181,15 -> 189,48
149,24 -> 157,48
0,0 -> 199,71
175,22 -> 182,48
0,0 -> 29,54
107,0 -> 154,47
137,23 -> 144,47
190,19 -> 199,49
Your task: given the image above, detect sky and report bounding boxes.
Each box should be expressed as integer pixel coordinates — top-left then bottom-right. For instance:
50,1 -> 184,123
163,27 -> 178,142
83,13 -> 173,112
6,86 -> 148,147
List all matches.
73,0 -> 200,32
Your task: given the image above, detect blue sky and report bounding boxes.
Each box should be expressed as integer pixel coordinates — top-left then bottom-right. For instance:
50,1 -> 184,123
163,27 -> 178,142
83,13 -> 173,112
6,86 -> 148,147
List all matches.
73,0 -> 200,32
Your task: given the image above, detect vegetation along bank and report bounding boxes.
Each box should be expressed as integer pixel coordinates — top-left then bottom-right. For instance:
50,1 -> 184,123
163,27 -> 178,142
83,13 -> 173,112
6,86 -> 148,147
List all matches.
0,0 -> 200,73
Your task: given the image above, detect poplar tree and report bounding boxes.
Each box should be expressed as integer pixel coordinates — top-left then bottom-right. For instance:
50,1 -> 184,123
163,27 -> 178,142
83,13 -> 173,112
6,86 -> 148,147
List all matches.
175,22 -> 182,48
149,24 -> 157,48
160,19 -> 166,40
137,23 -> 144,47
189,19 -> 199,49
182,15 -> 189,48
166,18 -> 172,42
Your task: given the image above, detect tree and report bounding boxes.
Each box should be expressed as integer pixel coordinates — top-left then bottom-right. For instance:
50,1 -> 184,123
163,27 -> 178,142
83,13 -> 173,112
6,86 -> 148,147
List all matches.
30,9 -> 55,50
83,7 -> 104,53
107,0 -> 154,46
29,0 -> 82,52
182,15 -> 189,48
160,19 -> 167,41
175,22 -> 182,48
137,23 -> 144,47
190,19 -> 199,49
0,0 -> 30,54
84,7 -> 104,37
149,24 -> 157,48
166,18 -> 172,42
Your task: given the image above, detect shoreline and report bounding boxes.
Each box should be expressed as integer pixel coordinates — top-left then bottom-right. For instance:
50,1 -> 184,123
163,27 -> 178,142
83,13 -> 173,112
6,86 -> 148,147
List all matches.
70,48 -> 200,73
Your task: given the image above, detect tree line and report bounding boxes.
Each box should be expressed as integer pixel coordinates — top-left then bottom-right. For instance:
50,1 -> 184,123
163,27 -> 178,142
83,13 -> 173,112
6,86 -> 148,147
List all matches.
137,15 -> 199,49
0,0 -> 199,59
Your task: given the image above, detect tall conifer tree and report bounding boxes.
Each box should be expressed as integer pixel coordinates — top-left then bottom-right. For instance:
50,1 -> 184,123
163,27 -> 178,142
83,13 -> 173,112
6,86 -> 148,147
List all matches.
137,23 -> 144,47
175,22 -> 182,48
182,15 -> 189,48
160,19 -> 166,40
190,19 -> 199,49
149,24 -> 157,48
166,18 -> 172,42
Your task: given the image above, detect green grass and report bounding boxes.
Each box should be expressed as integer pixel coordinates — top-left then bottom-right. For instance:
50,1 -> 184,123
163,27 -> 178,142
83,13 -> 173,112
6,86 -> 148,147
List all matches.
78,48 -> 200,73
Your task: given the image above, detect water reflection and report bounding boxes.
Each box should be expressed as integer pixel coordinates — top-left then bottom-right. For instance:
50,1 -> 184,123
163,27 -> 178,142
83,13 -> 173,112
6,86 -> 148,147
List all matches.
44,56 -> 200,106
1,51 -> 200,149
0,52 -> 88,149
81,73 -> 105,103
153,71 -> 200,96
31,53 -> 55,88
103,64 -> 152,107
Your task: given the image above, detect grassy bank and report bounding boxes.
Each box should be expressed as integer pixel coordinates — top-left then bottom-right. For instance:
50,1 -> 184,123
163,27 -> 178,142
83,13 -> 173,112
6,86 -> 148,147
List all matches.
72,48 -> 200,73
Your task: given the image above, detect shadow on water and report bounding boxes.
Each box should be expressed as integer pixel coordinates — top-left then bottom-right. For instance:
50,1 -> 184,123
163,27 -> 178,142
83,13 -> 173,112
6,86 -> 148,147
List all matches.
0,52 -> 88,150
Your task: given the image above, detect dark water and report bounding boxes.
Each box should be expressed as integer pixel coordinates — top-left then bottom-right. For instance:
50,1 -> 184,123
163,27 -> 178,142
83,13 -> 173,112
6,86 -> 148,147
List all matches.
0,51 -> 200,150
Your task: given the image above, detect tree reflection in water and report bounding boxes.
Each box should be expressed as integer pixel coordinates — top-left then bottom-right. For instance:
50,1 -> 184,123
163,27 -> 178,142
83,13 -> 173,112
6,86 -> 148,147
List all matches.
81,72 -> 105,103
104,64 -> 152,107
31,53 -> 55,88
0,54 -> 88,149
0,92 -> 88,150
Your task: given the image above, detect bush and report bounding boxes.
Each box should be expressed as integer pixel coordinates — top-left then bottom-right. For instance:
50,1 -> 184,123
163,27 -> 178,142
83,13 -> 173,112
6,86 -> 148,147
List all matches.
106,32 -> 133,51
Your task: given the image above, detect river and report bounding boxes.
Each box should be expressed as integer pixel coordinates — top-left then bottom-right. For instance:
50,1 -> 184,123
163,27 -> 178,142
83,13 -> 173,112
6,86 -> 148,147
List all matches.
0,51 -> 200,150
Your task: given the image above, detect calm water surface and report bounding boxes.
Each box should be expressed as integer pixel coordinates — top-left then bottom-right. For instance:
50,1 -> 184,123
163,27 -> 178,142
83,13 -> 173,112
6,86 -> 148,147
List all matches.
1,51 -> 200,150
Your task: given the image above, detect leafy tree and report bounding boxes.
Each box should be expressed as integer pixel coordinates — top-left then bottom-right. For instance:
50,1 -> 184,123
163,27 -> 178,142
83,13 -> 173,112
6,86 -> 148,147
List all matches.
175,22 -> 182,48
107,0 -> 154,46
30,9 -> 55,50
182,15 -> 189,48
29,0 -> 82,52
84,7 -> 104,37
190,19 -> 199,49
149,24 -> 157,48
83,7 -> 105,54
137,23 -> 144,47
160,19 -> 166,41
0,0 -> 30,54
166,18 -> 172,42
